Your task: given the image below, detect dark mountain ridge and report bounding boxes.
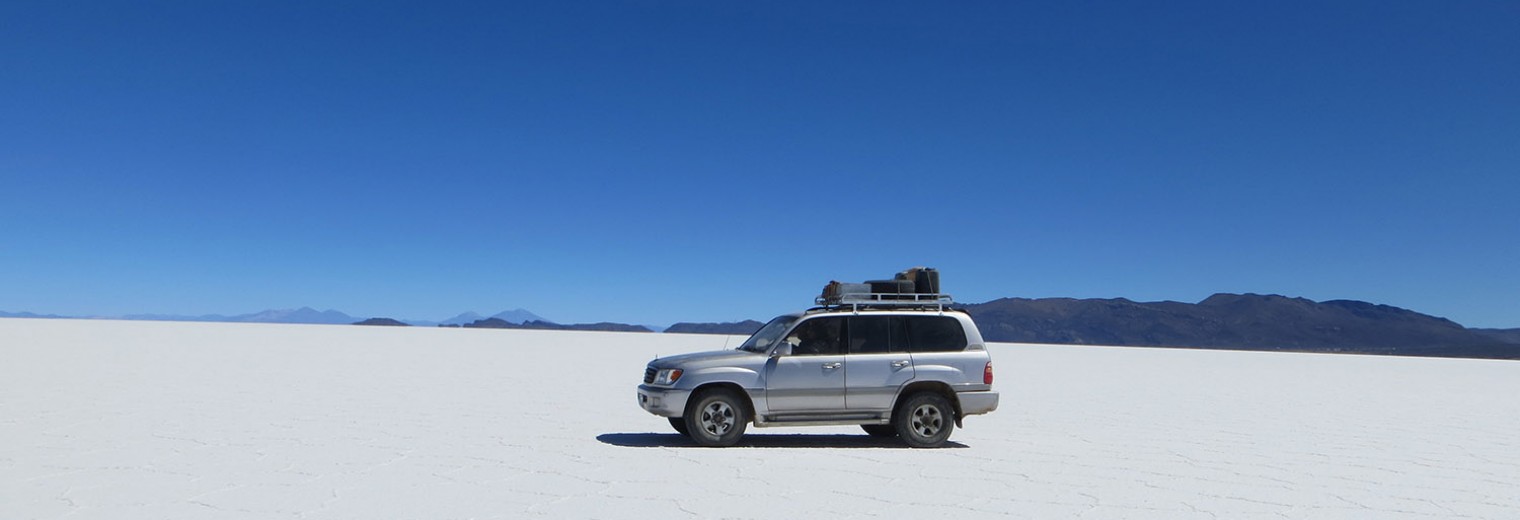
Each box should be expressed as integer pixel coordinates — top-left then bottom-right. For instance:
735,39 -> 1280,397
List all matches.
459,318 -> 652,333
354,317 -> 410,326
958,293 -> 1518,359
1472,328 -> 1520,345
665,320 -> 765,335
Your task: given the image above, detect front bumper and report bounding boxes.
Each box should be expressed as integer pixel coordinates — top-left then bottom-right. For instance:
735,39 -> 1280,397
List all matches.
637,384 -> 693,417
957,390 -> 999,416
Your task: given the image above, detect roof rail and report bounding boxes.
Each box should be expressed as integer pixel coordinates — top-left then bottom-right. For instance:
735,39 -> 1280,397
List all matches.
814,292 -> 954,312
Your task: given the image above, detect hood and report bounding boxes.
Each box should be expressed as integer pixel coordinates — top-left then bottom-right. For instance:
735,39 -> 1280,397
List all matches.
650,349 -> 763,370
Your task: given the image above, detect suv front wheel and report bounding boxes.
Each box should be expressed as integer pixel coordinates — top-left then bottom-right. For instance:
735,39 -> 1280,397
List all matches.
684,388 -> 748,447
894,392 -> 955,448
668,417 -> 690,437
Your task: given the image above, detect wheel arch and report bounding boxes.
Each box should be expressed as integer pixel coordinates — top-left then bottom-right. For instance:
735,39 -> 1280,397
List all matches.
893,380 -> 964,427
687,382 -> 756,422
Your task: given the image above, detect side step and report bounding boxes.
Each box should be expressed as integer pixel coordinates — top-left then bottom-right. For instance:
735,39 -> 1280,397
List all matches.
755,413 -> 888,427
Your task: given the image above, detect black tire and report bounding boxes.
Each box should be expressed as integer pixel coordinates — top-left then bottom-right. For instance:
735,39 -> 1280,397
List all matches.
861,424 -> 897,438
669,417 -> 690,437
894,392 -> 955,448
683,388 -> 748,447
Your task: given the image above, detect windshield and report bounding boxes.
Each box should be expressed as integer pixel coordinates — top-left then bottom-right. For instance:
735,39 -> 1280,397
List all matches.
737,315 -> 798,353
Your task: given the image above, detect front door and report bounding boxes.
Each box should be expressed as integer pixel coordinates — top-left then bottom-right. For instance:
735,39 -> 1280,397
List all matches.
765,316 -> 847,414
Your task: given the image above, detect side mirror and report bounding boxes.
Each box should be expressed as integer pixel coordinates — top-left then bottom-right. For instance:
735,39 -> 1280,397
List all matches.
771,343 -> 792,358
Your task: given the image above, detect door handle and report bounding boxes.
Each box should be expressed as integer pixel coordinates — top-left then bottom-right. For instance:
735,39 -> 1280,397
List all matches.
822,362 -> 842,369
891,360 -> 911,368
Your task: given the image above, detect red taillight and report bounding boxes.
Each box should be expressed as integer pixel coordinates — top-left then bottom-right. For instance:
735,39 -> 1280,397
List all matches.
984,362 -> 994,385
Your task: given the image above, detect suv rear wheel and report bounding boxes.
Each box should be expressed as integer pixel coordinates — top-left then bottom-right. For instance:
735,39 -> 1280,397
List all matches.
684,388 -> 748,447
894,392 -> 954,448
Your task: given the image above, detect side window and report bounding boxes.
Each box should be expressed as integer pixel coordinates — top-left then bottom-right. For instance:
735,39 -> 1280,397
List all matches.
906,316 -> 968,352
889,317 -> 908,352
847,316 -> 904,354
786,317 -> 845,356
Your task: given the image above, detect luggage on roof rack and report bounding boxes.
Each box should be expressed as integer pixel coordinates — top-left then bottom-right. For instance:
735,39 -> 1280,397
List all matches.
821,281 -> 872,301
865,279 -> 915,297
816,267 -> 952,309
898,267 -> 940,294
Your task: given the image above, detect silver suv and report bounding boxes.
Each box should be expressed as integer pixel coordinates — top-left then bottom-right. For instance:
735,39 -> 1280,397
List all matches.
637,304 -> 999,448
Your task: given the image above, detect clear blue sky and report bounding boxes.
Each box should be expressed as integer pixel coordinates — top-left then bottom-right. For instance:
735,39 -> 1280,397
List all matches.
3,2 -> 1517,327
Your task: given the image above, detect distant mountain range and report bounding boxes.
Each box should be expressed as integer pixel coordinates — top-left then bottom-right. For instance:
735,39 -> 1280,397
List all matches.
5,294 -> 1516,359
0,307 -> 362,325
438,312 -> 486,326
354,317 -> 410,327
0,311 -> 76,320
1472,328 -> 1520,345
665,320 -> 766,335
0,307 -> 548,327
659,293 -> 1520,360
955,293 -> 1520,360
223,308 -> 358,325
415,309 -> 548,327
458,318 -> 652,333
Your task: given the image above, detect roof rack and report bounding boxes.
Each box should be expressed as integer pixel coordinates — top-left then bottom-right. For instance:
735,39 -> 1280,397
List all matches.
814,292 -> 954,312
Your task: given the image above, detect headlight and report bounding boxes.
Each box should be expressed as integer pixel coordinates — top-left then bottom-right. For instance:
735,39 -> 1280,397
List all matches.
653,368 -> 683,385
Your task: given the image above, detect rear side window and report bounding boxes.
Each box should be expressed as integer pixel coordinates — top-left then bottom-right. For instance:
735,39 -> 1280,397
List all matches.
847,316 -> 907,354
906,316 -> 968,352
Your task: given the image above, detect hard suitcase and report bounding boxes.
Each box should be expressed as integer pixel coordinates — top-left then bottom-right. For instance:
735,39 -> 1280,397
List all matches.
865,279 -> 915,294
821,281 -> 872,302
896,267 -> 941,294
822,281 -> 840,301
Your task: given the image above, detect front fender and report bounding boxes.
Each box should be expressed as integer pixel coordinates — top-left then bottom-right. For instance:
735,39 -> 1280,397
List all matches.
678,365 -> 762,389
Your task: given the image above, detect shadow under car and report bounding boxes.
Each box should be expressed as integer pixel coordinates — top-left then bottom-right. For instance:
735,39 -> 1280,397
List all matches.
595,432 -> 968,449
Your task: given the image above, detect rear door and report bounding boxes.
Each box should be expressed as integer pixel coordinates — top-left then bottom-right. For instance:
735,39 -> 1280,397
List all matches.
765,316 -> 847,413
904,315 -> 979,385
844,315 -> 915,411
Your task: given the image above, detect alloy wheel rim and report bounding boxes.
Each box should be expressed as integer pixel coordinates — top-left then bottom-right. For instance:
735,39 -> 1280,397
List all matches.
700,401 -> 734,435
911,404 -> 942,437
